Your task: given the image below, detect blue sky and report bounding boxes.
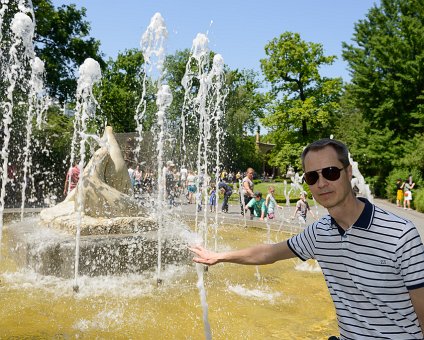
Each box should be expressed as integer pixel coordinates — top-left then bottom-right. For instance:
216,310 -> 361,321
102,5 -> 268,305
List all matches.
51,0 -> 378,81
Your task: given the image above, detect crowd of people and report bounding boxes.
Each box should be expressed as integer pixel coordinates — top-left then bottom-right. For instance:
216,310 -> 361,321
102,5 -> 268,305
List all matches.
63,158 -> 315,222
64,159 -> 418,221
128,164 -> 156,195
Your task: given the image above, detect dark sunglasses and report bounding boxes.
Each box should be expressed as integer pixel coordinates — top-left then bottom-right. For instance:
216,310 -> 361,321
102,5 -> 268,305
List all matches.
304,166 -> 347,185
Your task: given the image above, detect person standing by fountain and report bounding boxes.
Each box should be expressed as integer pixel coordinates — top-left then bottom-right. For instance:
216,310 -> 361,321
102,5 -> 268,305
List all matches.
165,161 -> 176,207
128,164 -> 135,189
180,165 -> 188,195
291,192 -> 316,223
208,184 -> 217,213
218,180 -> 233,213
245,191 -> 267,220
63,161 -> 80,195
240,168 -> 255,217
186,170 -> 197,204
396,178 -> 404,207
403,177 -> 415,210
133,165 -> 143,194
191,138 -> 424,339
264,186 -> 283,220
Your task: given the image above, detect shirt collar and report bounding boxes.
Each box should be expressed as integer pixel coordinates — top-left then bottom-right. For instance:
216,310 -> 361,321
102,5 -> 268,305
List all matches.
331,197 -> 374,233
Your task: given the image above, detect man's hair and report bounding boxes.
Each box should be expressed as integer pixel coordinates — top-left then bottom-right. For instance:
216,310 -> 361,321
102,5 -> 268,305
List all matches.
301,138 -> 350,170
246,167 -> 254,174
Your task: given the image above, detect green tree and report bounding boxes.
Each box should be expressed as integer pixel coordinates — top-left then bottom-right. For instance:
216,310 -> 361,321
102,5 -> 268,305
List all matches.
32,106 -> 74,201
223,69 -> 268,171
341,0 -> 424,195
163,50 -> 268,171
342,0 -> 424,137
96,49 -> 158,133
33,0 -> 105,102
260,32 -> 343,171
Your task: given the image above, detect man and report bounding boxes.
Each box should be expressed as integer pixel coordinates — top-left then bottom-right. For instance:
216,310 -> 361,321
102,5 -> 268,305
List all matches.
218,180 -> 233,213
191,138 -> 424,339
63,161 -> 80,195
128,164 -> 135,189
165,161 -> 176,207
292,192 -> 316,223
180,165 -> 188,193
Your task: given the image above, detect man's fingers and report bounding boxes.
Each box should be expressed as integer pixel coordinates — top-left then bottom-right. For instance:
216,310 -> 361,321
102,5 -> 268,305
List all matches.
189,245 -> 203,252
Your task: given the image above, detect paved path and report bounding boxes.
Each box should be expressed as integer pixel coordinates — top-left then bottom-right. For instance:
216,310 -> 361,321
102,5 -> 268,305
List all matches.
6,197 -> 424,238
373,198 -> 424,237
174,196 -> 424,238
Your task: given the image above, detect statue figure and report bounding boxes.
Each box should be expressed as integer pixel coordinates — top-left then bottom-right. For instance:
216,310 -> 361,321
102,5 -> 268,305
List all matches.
40,126 -> 153,235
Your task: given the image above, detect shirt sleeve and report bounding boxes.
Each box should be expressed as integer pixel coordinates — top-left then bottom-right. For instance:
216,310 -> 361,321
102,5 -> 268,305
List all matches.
247,198 -> 255,208
396,221 -> 424,290
287,224 -> 317,261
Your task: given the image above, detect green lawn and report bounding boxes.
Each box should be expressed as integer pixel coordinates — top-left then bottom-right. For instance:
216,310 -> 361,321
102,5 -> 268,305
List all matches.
225,181 -> 310,204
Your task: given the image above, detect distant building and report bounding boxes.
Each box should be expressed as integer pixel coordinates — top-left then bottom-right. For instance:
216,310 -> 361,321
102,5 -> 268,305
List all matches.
114,131 -> 156,171
255,126 -> 279,178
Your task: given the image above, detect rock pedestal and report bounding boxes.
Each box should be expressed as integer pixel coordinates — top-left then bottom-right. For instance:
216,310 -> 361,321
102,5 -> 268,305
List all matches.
8,217 -> 192,278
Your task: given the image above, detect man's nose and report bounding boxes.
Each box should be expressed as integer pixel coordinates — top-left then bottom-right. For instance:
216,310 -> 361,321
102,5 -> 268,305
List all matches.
316,172 -> 328,187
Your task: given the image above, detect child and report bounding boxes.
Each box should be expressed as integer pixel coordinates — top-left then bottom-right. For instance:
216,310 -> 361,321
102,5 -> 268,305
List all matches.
263,186 -> 283,220
196,191 -> 202,212
292,192 -> 316,224
245,191 -> 267,220
209,184 -> 217,213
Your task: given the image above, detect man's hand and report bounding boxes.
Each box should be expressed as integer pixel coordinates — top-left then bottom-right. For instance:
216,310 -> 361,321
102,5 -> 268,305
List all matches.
189,245 -> 221,265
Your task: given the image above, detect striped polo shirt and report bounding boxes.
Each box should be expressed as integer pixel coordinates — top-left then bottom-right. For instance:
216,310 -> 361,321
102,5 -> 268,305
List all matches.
288,198 -> 424,339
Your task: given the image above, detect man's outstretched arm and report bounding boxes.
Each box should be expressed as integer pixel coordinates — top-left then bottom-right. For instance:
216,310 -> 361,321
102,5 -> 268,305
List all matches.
410,286 -> 424,334
190,241 -> 296,266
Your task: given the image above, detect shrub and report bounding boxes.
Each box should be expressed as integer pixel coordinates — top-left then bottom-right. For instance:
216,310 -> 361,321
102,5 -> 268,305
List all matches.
414,189 -> 424,213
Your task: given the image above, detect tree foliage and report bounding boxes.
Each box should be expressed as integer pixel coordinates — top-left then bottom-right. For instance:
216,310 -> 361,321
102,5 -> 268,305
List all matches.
341,0 -> 424,195
162,50 -> 267,171
33,0 -> 105,102
222,68 -> 268,171
342,0 -> 424,137
96,49 -> 158,133
260,32 -> 343,171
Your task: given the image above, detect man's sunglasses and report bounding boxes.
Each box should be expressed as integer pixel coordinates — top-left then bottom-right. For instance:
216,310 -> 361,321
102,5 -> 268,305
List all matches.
304,166 -> 347,185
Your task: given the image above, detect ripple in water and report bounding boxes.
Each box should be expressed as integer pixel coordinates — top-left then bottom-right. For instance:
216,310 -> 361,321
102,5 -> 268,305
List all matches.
227,284 -> 282,303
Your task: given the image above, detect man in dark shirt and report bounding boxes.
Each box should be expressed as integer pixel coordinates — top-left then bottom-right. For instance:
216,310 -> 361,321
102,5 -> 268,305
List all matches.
218,181 -> 233,212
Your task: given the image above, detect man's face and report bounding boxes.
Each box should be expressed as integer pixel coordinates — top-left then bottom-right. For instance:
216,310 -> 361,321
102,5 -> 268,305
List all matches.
303,146 -> 352,210
247,170 -> 254,179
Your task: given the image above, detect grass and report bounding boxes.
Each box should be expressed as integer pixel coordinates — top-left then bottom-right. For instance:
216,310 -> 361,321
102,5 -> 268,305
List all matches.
224,181 -> 309,205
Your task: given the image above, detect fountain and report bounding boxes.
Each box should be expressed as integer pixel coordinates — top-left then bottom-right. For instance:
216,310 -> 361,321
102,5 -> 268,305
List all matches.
8,126 -> 193,278
349,153 -> 373,202
0,5 -> 339,339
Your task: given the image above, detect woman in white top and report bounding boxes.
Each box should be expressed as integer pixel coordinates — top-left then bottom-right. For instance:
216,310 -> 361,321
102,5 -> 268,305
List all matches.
186,171 -> 197,204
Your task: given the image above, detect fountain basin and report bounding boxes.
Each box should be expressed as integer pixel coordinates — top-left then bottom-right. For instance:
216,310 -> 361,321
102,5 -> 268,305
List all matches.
7,217 -> 192,278
0,223 -> 337,338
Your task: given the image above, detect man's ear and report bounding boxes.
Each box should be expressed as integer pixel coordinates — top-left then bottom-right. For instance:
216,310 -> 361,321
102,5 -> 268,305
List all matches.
346,164 -> 353,180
